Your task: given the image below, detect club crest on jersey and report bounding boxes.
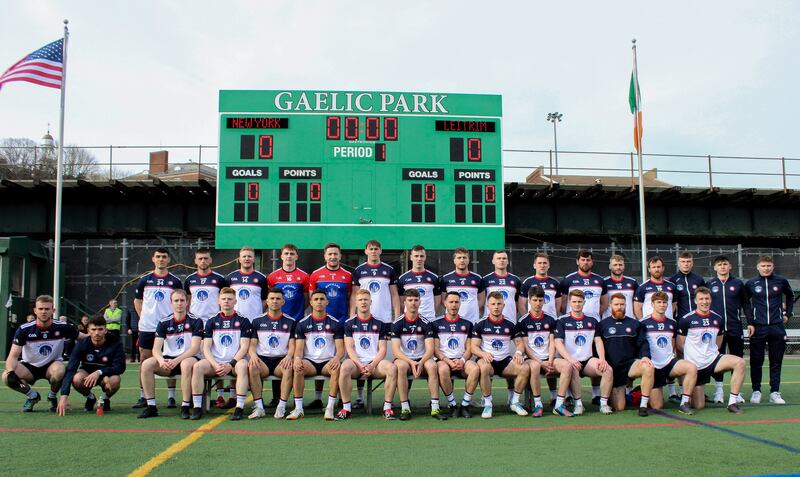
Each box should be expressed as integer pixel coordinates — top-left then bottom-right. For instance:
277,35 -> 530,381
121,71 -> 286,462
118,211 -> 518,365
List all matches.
711,286 -> 720,293
773,286 -> 779,292
544,324 -> 550,330
268,336 -> 280,348
470,280 -> 476,285
253,279 -> 259,284
284,289 -> 295,299
176,337 -> 185,349
609,328 -> 616,335
729,286 -> 735,291
212,279 -> 217,284
491,339 -> 504,350
574,335 -> 587,347
55,331 -> 60,337
368,282 -> 381,294
406,339 -> 418,351
220,335 -> 234,347
184,323 -> 191,330
314,337 -> 327,349
676,284 -> 684,291
102,356 -> 108,362
168,281 -> 173,286
754,286 -> 763,293
584,290 -> 594,299
533,336 -> 545,348
87,354 -> 95,362
701,332 -> 713,344
39,345 -> 53,356
283,324 -> 288,330
328,287 -> 339,298
458,291 -> 469,301
461,326 -> 466,331
359,337 -> 371,349
154,291 -> 166,302
197,290 -> 209,301
447,338 -> 459,350
544,295 -> 551,303
239,289 -> 250,300
626,328 -> 632,333
234,321 -> 240,328
416,288 -> 426,296
372,325 -> 378,331
657,336 -> 669,348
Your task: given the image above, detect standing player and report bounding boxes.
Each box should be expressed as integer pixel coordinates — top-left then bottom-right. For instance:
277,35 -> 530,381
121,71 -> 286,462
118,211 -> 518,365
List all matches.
744,255 -> 794,405
481,250 -> 522,322
707,255 -> 747,403
515,286 -> 566,417
392,289 -> 445,421
440,247 -> 485,324
397,245 -> 441,321
634,256 -> 676,320
432,291 -> 479,418
670,251 -> 706,320
227,246 -> 268,320
351,239 -> 401,322
133,248 -> 182,409
288,290 -> 344,421
641,292 -> 697,414
554,290 -> 614,415
560,250 -> 607,319
3,295 -> 79,412
677,287 -> 746,413
602,255 -> 638,320
519,253 -> 562,319
247,288 -> 296,420
337,289 -> 398,420
266,243 -> 308,408
56,316 -> 126,415
597,294 -> 654,416
138,290 -> 203,419
471,291 -> 530,418
308,243 -> 352,408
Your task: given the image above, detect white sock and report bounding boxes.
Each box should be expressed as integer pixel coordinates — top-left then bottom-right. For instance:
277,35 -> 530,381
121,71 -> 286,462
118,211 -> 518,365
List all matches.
483,395 -> 493,406
140,388 -> 145,399
575,398 -> 583,407
192,394 -> 202,408
254,398 -> 264,410
358,387 -> 365,401
640,395 -> 649,408
511,392 -> 520,405
167,388 -> 176,399
236,394 -> 246,409
715,381 -> 724,393
25,388 -> 38,399
216,389 -> 224,399
146,398 -> 157,406
446,392 -> 456,407
294,398 -> 304,412
462,392 -> 473,407
533,395 -> 543,407
277,399 -> 287,412
401,400 -> 410,411
728,393 -> 739,406
383,401 -> 392,411
343,401 -> 352,412
327,395 -> 337,408
431,398 -> 440,411
555,395 -> 565,408
680,394 -> 690,405
668,383 -> 677,396
599,396 -> 608,407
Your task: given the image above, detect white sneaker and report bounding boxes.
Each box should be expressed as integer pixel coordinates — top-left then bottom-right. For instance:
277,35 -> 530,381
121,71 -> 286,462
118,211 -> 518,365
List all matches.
573,401 -> 585,416
713,388 -> 724,404
285,408 -> 304,420
323,405 -> 335,421
247,407 -> 266,420
599,404 -> 613,415
750,391 -> 762,404
481,405 -> 493,419
769,392 -> 786,404
273,406 -> 286,419
510,402 -> 528,416
736,394 -> 745,404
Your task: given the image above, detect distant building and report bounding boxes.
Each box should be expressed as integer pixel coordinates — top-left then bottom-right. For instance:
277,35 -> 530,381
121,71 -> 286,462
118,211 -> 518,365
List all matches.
525,165 -> 672,188
122,151 -> 216,181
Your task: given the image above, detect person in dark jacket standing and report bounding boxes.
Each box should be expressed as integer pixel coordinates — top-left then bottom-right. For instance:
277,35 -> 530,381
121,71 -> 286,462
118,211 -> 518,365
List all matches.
744,255 -> 794,405
670,251 -> 706,319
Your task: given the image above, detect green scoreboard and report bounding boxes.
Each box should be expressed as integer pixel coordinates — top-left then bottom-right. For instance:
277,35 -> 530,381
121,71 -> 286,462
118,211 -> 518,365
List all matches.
215,90 -> 504,250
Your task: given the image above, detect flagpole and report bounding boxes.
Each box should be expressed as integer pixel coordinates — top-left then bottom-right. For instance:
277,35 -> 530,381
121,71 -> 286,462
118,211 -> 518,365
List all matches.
53,19 -> 69,314
632,38 -> 647,283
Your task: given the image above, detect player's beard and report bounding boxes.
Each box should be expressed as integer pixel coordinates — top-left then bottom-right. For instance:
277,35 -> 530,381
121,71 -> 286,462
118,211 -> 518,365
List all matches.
612,309 -> 626,320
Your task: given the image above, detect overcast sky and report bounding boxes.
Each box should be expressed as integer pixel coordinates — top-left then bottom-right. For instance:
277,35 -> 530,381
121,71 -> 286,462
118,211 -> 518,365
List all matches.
1,1 -> 798,186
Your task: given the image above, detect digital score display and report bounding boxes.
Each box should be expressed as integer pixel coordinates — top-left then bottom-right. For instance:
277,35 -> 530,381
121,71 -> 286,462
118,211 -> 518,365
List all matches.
216,90 -> 504,249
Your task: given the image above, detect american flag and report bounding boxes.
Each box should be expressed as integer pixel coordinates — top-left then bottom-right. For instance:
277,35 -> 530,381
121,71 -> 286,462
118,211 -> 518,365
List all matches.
0,39 -> 64,91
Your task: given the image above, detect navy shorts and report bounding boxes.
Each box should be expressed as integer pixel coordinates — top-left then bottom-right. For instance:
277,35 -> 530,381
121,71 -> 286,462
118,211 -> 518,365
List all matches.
578,358 -> 593,377
160,356 -> 183,377
309,359 -> 328,376
613,360 -> 635,388
654,358 -> 679,388
137,331 -> 156,350
697,354 -> 724,385
491,357 -> 512,376
21,361 -> 51,382
259,355 -> 284,375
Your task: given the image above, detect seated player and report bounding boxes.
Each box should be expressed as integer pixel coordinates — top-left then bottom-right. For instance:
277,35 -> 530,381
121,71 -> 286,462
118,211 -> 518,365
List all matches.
247,288 -> 296,419
641,291 -> 697,414
392,289 -> 444,421
138,289 -> 203,418
597,293 -> 654,417
56,316 -> 126,415
190,287 -> 252,421
432,291 -> 479,418
554,290 -> 613,415
677,287 -> 746,413
471,291 -> 530,419
337,289 -> 398,420
288,290 -> 344,421
3,295 -> 80,412
515,286 -> 567,417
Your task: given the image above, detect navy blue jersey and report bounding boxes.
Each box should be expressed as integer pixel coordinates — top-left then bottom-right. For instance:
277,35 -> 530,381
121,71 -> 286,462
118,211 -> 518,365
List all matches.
559,271 -> 605,318
184,271 -> 227,322
707,276 -> 747,336
597,316 -> 650,368
481,272 -> 522,322
155,314 -> 204,358
204,313 -> 252,363
267,268 -> 309,323
61,336 -> 126,395
641,317 -> 678,369
390,315 -> 433,360
343,316 -> 388,364
669,271 -> 706,319
440,271 -> 484,324
515,312 -> 557,361
397,270 -> 440,321
430,316 -> 473,360
555,313 -> 597,362
13,320 -> 78,368
744,274 -> 794,326
471,316 -> 517,361
520,275 -> 561,318
251,313 -> 296,358
602,276 -> 639,319
353,262 -> 398,323
226,270 -> 268,319
678,310 -> 723,370
134,271 -> 183,332
635,279 -> 677,319
295,314 -> 344,363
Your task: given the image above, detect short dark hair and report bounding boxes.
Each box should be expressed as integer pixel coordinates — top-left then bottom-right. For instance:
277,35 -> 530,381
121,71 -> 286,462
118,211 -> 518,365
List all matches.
195,247 -> 211,256
324,242 -> 341,252
533,252 -> 549,262
576,249 -> 592,260
403,289 -> 420,298
679,251 -> 693,259
281,244 -> 298,253
365,239 -> 382,249
487,291 -> 505,301
88,315 -> 107,327
310,289 -> 327,299
411,244 -> 426,253
453,247 -> 469,257
527,286 -> 545,299
444,291 -> 461,300
568,289 -> 585,299
266,287 -> 284,296
758,255 -> 774,264
695,286 -> 711,297
35,295 -> 54,305
713,255 -> 730,265
648,255 -> 664,266
153,248 -> 169,257
651,291 -> 668,302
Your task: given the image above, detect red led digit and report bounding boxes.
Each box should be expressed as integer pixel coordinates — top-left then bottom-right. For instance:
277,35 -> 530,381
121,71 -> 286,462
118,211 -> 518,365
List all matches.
383,117 -> 398,140
467,138 -> 481,161
310,182 -> 321,201
258,135 -> 273,159
365,117 -> 380,140
326,116 -> 340,140
248,183 -> 259,201
485,185 -> 495,203
345,116 -> 359,140
425,184 -> 436,202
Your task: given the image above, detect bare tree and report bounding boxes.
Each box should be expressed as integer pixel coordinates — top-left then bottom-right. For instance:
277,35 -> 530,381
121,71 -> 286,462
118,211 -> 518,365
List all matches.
0,137 -> 100,180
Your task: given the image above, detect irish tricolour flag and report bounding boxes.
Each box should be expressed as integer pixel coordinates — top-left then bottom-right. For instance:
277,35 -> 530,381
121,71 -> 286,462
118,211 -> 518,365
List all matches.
629,64 -> 642,152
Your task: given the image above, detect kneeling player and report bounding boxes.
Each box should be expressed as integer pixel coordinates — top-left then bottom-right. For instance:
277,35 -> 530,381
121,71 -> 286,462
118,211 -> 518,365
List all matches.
337,289 -> 398,420
248,288 -> 296,419
138,290 -> 203,418
190,288 -> 252,421
3,295 -> 80,412
677,287 -> 746,413
289,290 -> 344,421
515,286 -> 565,417
642,292 -> 697,414
392,289 -> 444,421
471,291 -> 530,419
597,293 -> 654,416
432,291 -> 479,418
554,290 -> 613,415
56,316 -> 126,415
